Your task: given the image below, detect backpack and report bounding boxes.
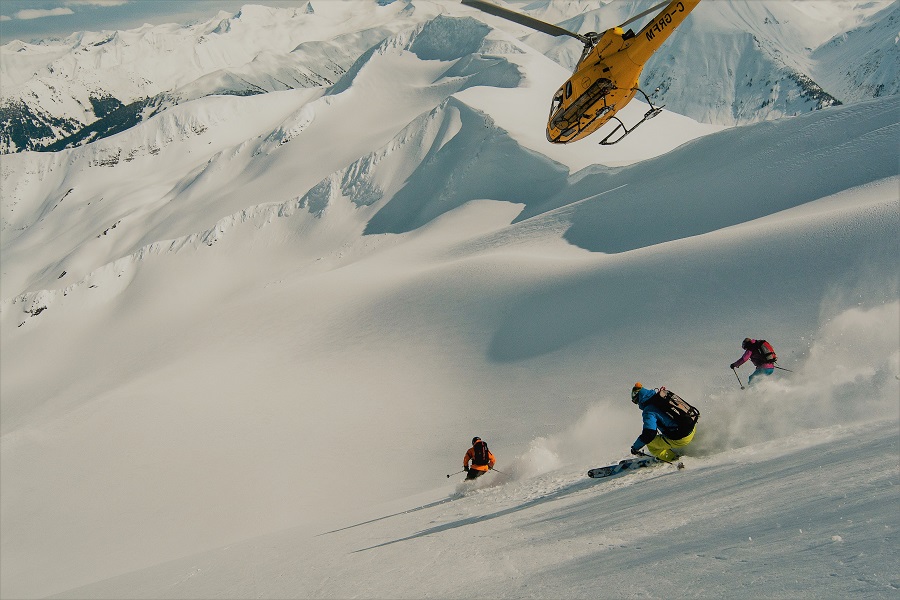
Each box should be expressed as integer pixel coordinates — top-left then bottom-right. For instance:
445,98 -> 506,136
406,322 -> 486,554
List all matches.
751,339 -> 777,364
472,440 -> 491,466
649,389 -> 700,436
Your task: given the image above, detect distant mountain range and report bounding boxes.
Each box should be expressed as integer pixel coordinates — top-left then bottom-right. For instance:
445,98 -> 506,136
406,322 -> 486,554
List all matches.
1,0 -> 896,153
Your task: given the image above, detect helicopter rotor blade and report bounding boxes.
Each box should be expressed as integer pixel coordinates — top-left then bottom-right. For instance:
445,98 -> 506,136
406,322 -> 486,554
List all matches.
462,0 -> 591,45
618,0 -> 671,29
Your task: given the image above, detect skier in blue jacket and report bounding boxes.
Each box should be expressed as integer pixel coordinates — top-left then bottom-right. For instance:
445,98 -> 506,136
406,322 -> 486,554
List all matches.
630,382 -> 699,462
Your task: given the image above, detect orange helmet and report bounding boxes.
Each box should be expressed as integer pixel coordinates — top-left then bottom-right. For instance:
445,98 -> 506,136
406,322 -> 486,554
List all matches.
631,382 -> 643,404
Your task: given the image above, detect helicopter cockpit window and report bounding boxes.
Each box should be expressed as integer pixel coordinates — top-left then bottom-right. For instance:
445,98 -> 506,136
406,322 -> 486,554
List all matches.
550,78 -> 615,133
549,89 -> 564,119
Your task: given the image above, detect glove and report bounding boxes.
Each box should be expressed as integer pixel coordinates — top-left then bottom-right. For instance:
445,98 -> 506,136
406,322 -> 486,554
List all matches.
630,447 -> 643,456
463,467 -> 469,473
730,362 -> 738,369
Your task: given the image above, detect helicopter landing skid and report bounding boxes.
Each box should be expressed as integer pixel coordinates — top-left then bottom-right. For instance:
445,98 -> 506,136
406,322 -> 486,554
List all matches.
598,88 -> 664,146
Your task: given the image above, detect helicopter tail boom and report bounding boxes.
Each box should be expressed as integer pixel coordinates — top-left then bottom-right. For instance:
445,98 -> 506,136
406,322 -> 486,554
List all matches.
626,0 -> 701,66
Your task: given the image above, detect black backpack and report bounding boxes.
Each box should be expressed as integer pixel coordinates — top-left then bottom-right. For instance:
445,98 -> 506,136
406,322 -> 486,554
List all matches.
472,440 -> 491,466
649,389 -> 700,437
751,339 -> 777,364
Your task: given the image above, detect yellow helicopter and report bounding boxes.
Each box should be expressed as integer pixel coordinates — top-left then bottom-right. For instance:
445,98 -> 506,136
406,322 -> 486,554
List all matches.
462,0 -> 701,144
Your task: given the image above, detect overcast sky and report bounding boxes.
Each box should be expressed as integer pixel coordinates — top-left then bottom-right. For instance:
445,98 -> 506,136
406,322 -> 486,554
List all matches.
0,0 -> 315,45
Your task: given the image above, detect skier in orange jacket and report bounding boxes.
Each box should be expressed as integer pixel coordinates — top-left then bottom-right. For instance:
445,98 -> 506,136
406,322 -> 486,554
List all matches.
463,437 -> 496,480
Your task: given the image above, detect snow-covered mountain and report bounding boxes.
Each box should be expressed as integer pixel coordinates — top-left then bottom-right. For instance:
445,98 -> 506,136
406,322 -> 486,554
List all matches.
811,1 -> 900,103
2,0 -> 897,152
1,1 -> 898,598
0,1 -> 432,153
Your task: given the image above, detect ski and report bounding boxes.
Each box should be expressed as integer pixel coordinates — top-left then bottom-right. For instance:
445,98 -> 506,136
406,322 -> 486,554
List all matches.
587,456 -> 683,478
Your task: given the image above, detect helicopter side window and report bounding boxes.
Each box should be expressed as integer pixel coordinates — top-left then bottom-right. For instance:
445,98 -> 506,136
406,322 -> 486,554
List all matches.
565,81 -> 572,99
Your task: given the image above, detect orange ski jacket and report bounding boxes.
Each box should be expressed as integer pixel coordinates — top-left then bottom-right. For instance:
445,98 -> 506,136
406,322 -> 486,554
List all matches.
464,444 -> 496,472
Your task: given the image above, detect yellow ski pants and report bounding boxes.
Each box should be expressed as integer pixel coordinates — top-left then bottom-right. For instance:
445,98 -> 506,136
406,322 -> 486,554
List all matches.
646,429 -> 695,462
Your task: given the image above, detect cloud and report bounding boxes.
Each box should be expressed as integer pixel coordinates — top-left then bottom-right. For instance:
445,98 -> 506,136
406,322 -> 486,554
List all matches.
65,0 -> 129,5
5,1 -> 127,22
13,8 -> 75,20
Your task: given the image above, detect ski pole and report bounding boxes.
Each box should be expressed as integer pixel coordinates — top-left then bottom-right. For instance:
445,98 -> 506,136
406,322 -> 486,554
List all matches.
633,449 -> 678,466
446,470 -> 465,478
635,449 -> 667,463
489,467 -> 507,475
732,366 -> 745,390
774,366 -> 793,373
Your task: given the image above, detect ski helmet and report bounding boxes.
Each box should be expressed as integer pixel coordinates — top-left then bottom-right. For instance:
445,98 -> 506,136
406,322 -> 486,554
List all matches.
631,382 -> 643,404
742,337 -> 753,349
472,437 -> 482,445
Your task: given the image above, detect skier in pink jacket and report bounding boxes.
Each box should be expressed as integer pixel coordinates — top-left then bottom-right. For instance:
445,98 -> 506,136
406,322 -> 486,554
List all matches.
731,338 -> 777,384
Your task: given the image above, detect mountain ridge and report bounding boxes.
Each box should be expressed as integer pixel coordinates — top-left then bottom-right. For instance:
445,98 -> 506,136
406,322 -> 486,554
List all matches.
2,0 -> 896,152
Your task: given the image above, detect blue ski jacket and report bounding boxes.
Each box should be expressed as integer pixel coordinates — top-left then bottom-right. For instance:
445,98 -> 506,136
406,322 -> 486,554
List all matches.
631,387 -> 687,451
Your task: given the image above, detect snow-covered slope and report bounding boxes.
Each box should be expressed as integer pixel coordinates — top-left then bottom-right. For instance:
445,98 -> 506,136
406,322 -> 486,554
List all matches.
48,419 -> 900,599
0,2 -> 898,599
2,93 -> 898,598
